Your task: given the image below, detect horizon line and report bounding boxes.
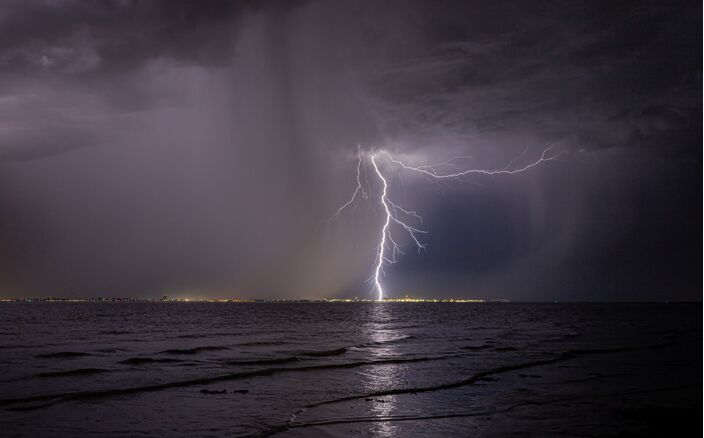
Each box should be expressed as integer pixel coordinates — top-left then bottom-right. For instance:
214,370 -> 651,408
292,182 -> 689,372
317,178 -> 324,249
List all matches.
0,297 -> 700,304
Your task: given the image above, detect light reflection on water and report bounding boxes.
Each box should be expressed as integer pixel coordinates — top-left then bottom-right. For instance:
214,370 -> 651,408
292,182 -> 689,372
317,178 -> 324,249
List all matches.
362,303 -> 402,436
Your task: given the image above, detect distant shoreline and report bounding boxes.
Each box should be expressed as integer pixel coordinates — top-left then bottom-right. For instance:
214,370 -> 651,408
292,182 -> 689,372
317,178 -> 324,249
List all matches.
0,298 -> 494,303
0,298 -> 699,304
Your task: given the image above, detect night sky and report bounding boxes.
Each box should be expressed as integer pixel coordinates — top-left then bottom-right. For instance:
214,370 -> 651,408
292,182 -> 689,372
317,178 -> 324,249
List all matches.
0,0 -> 700,301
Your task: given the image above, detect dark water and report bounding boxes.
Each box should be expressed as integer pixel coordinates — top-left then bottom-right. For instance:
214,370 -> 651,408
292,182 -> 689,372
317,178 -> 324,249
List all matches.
0,303 -> 700,437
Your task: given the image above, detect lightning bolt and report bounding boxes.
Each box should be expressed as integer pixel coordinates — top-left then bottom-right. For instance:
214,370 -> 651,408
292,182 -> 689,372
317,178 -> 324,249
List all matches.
331,146 -> 561,301
326,151 -> 368,221
379,146 -> 557,179
369,153 -> 428,301
370,154 -> 391,300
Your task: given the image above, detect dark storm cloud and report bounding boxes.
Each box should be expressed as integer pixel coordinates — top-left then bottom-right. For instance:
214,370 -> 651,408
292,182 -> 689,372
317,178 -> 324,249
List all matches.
0,0 -> 258,73
0,0 -> 276,161
0,0 -> 700,300
367,1 -> 699,155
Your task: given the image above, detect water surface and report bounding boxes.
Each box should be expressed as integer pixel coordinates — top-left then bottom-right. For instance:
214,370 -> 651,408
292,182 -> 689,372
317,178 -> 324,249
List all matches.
0,302 -> 700,436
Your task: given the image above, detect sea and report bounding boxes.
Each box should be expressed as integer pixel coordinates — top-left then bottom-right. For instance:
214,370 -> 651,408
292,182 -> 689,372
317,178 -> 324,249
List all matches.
0,302 -> 700,437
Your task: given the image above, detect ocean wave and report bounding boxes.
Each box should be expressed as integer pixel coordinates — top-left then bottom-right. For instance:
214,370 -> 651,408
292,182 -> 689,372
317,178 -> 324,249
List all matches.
36,368 -> 109,378
225,357 -> 300,367
1,354 -> 460,411
461,344 -> 493,351
95,348 -> 130,353
236,340 -> 290,347
119,357 -> 184,365
159,346 -> 230,355
300,341 -> 677,411
35,352 -> 93,359
224,346 -> 348,366
299,348 -> 347,357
